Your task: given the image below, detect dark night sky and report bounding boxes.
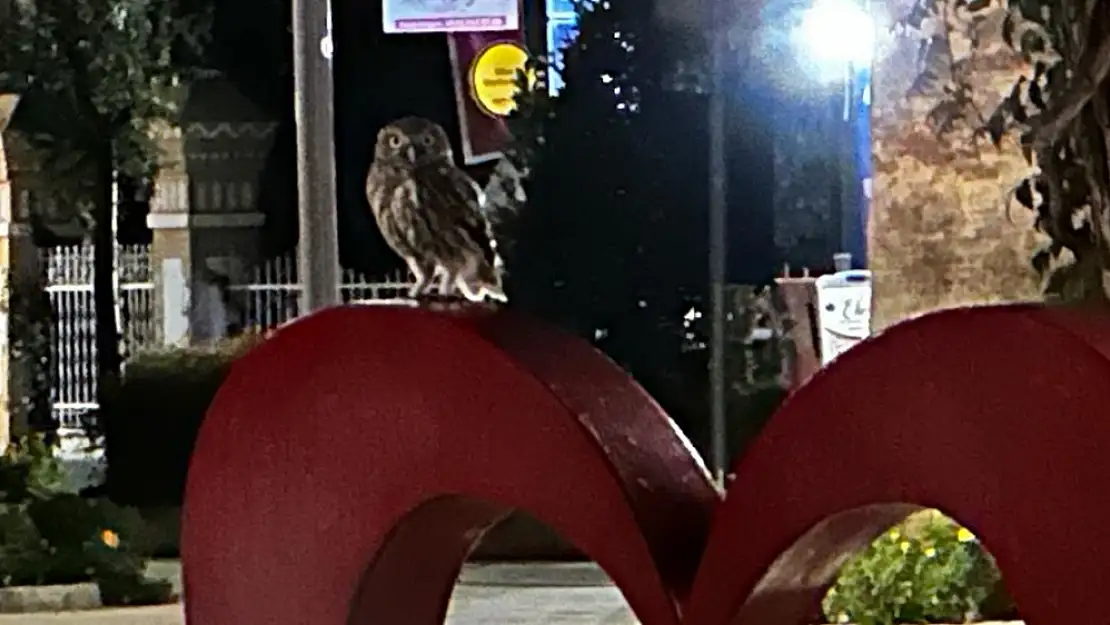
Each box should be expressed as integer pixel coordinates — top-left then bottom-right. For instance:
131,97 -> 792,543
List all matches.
206,0 -> 470,275
206,0 -> 783,282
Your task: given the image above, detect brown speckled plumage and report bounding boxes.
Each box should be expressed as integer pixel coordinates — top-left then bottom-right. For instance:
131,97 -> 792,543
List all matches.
365,117 -> 506,302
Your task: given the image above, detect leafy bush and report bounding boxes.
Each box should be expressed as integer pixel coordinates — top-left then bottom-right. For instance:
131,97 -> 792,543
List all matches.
7,286 -> 56,439
103,334 -> 264,507
824,511 -> 1005,625
0,435 -> 172,604
0,434 -> 65,500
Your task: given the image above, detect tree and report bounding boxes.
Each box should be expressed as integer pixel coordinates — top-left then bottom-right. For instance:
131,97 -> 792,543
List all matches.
0,0 -> 211,415
908,0 -> 1110,301
993,0 -> 1110,301
505,0 -> 714,443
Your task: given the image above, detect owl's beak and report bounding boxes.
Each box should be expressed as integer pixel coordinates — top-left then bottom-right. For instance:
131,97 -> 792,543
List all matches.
405,145 -> 416,162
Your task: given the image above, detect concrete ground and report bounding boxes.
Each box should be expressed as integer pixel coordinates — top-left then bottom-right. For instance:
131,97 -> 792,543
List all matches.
0,584 -> 635,625
0,563 -> 636,625
0,563 -> 1025,625
1,606 -> 182,625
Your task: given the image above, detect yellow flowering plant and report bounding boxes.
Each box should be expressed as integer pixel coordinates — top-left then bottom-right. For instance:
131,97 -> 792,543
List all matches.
99,529 -> 120,550
823,511 -> 1004,625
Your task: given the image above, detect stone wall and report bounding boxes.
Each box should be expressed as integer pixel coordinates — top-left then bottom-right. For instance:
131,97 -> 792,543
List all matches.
869,0 -> 1045,330
148,78 -> 275,346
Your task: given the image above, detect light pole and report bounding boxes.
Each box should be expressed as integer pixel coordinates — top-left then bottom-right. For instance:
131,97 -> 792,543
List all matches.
707,0 -> 730,487
292,0 -> 341,314
702,0 -> 875,483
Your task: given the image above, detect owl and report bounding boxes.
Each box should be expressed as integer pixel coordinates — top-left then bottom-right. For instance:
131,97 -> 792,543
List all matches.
365,116 -> 506,303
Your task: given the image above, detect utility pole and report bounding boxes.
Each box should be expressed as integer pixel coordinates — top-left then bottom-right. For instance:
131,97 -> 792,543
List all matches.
292,0 -> 341,313
707,0 -> 729,487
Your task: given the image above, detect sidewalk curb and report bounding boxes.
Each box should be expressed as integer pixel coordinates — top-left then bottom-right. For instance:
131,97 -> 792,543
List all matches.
0,583 -> 101,614
457,562 -> 610,587
148,559 -> 613,590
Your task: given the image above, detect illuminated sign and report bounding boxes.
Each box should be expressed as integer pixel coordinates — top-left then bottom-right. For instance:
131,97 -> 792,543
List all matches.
546,0 -> 577,94
469,41 -> 531,117
383,0 -> 519,34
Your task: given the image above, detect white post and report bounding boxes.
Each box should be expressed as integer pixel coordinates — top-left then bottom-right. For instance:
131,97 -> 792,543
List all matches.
0,93 -> 20,452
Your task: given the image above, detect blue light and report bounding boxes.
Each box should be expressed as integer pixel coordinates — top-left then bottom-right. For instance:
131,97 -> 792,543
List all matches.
547,0 -> 575,14
546,1 -> 579,95
844,62 -> 872,268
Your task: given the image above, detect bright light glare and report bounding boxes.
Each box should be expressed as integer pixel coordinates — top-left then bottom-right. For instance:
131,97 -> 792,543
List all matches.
793,0 -> 874,80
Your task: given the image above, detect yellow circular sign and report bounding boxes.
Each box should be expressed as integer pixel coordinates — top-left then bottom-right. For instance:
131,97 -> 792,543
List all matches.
469,41 -> 534,117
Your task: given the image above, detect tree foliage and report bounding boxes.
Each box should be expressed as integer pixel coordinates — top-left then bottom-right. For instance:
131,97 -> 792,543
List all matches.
0,0 -> 212,186
503,0 -> 791,455
0,0 -> 212,412
904,0 -> 1110,301
504,0 -> 712,439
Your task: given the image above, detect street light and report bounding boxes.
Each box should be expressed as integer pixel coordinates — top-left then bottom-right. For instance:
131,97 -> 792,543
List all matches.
706,0 -> 876,486
792,0 -> 875,269
792,0 -> 874,83
707,0 -> 729,488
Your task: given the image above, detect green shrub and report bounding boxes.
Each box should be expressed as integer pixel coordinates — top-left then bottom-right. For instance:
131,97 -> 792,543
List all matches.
0,502 -> 48,586
0,434 -> 65,501
8,285 -> 57,438
824,511 -> 1005,625
103,335 -> 262,507
0,436 -> 172,604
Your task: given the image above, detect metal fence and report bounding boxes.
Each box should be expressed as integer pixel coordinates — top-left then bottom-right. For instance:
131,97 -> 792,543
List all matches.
42,244 -> 156,429
229,252 -> 419,331
41,246 -> 419,425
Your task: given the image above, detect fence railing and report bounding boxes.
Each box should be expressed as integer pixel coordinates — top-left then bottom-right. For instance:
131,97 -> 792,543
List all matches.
229,253 -> 419,331
42,244 -> 156,429
39,246 -> 420,427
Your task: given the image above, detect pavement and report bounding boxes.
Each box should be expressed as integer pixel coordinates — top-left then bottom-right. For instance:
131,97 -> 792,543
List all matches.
0,562 -> 1025,625
0,607 -> 183,625
0,563 -> 636,625
0,586 -> 637,625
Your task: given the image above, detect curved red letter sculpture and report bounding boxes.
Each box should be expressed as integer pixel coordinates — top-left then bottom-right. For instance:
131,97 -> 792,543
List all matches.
182,306 -> 718,625
184,304 -> 1110,625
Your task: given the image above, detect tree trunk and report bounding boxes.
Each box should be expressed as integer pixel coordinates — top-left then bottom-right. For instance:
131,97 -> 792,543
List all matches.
93,146 -> 121,413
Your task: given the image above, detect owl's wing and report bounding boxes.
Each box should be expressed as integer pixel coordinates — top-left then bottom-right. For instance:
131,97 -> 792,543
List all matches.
364,164 -> 388,215
416,164 -> 499,266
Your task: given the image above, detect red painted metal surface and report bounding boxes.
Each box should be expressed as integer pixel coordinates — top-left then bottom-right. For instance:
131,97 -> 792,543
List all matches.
182,304 -> 718,625
184,303 -> 1110,625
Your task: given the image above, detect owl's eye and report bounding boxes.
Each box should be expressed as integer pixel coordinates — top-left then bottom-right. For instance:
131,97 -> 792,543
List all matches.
387,135 -> 403,148
420,134 -> 436,147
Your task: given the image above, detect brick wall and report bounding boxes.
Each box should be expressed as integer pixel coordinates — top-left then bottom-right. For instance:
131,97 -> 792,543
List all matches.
869,0 -> 1045,330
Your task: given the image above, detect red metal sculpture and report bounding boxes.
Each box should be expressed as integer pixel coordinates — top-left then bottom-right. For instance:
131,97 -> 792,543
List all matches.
183,303 -> 1110,625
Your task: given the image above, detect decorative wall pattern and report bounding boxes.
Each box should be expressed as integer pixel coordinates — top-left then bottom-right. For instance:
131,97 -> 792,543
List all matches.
868,0 -> 1043,329
153,120 -> 280,216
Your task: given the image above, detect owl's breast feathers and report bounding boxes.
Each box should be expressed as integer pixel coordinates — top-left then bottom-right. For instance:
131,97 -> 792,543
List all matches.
365,163 -> 420,254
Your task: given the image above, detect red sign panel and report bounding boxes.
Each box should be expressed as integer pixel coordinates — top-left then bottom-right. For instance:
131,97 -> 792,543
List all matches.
447,29 -> 526,165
